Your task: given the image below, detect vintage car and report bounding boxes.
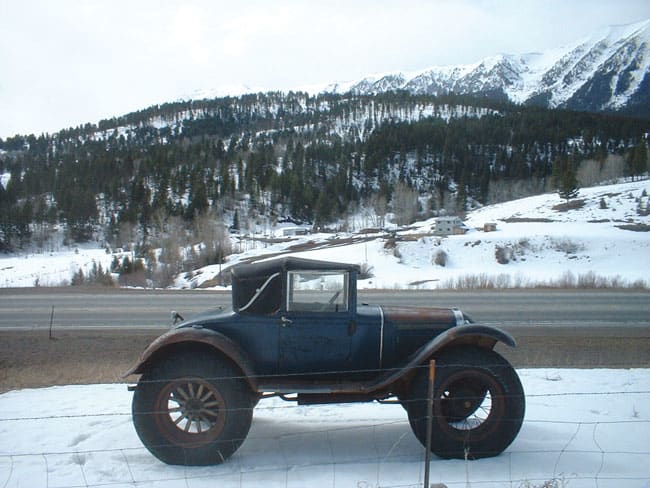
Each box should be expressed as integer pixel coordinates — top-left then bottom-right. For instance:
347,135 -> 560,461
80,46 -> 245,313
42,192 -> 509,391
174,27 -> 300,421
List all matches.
126,257 -> 525,465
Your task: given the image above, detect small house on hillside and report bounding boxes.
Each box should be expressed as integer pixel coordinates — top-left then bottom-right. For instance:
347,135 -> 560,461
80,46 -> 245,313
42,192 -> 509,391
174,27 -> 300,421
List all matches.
281,227 -> 309,237
483,222 -> 497,232
433,216 -> 468,236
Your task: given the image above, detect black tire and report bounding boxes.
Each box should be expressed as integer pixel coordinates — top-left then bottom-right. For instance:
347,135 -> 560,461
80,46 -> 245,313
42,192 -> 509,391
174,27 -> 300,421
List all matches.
132,350 -> 254,465
406,347 -> 525,460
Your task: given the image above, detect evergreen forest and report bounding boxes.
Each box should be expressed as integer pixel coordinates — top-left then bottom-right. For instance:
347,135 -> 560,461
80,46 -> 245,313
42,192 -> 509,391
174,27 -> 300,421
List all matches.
1,91 -> 648,264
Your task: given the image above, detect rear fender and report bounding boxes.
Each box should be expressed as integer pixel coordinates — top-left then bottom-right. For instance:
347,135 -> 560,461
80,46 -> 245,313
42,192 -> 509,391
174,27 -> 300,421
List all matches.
123,327 -> 258,390
370,324 -> 516,393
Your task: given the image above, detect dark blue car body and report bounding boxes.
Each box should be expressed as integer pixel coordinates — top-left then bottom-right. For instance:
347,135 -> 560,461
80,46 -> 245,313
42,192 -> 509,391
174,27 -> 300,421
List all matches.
129,256 -> 514,401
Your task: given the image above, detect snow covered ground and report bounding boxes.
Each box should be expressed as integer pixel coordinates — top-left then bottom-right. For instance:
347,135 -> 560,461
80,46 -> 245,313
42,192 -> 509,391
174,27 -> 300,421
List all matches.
0,369 -> 648,488
1,179 -> 649,290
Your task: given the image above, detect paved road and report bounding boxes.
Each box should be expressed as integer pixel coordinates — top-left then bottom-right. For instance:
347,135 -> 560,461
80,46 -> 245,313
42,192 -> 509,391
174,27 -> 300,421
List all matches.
1,289 -> 649,390
1,288 -> 649,336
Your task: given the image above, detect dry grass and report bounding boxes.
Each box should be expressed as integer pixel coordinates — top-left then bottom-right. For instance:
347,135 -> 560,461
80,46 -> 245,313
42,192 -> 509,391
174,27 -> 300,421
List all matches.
0,329 -> 162,393
2,328 -> 648,394
440,272 -> 647,290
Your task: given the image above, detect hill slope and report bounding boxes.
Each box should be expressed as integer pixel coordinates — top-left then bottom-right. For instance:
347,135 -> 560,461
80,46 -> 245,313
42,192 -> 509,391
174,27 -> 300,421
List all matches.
2,179 -> 648,289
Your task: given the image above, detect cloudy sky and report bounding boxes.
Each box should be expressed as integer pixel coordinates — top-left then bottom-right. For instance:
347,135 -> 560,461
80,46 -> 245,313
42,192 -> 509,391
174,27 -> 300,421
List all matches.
1,0 -> 650,139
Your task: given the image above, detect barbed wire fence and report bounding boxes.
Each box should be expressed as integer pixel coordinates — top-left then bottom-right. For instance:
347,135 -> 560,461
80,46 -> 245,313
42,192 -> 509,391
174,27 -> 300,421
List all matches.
1,369 -> 650,488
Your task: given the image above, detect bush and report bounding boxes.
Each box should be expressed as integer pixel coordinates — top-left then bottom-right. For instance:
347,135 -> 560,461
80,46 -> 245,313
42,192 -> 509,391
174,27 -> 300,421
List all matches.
551,238 -> 584,254
151,264 -> 177,288
393,245 -> 403,262
70,262 -> 115,287
383,237 -> 397,250
118,257 -> 147,287
433,249 -> 448,267
358,262 -> 375,280
495,245 -> 512,264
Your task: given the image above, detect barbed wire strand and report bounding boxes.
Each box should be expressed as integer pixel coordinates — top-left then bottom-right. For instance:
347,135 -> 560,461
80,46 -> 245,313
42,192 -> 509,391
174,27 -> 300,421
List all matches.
119,449 -> 137,487
592,422 -> 604,488
552,421 -> 581,480
2,387 -> 650,424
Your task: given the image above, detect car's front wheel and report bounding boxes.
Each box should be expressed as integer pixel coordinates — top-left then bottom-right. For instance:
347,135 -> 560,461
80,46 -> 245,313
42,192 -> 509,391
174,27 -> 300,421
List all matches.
406,347 -> 524,459
132,350 -> 254,465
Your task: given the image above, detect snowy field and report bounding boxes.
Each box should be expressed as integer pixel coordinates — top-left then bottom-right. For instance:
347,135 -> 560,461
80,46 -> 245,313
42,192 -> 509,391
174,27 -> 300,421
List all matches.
0,369 -> 648,488
1,179 -> 649,290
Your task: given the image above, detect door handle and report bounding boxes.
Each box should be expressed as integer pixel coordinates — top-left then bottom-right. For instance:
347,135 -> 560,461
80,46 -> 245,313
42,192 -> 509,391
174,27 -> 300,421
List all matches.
280,316 -> 292,327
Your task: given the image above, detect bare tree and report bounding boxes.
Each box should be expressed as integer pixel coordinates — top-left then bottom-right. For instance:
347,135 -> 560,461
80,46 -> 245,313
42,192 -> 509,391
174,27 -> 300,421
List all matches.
392,182 -> 418,226
193,209 -> 232,267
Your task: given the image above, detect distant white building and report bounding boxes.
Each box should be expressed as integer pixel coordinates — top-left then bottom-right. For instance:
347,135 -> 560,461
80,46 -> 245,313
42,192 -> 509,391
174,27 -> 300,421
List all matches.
433,216 -> 468,236
281,227 -> 309,237
483,222 -> 497,232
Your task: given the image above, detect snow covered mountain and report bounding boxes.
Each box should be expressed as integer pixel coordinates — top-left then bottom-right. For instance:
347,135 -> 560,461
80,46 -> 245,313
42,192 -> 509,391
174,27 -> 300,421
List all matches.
320,19 -> 650,117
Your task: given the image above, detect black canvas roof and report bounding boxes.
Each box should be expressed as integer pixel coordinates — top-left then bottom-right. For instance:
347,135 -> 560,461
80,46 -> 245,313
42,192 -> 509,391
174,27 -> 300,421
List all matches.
231,257 -> 360,281
230,257 -> 359,314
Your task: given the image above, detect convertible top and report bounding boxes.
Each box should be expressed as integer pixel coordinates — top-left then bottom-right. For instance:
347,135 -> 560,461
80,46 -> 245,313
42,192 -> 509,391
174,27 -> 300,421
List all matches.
232,257 -> 360,280
230,257 -> 360,313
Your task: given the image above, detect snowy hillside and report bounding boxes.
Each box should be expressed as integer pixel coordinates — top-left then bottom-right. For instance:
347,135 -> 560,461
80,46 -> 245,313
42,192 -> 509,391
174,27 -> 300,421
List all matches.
194,179 -> 650,290
1,179 -> 648,289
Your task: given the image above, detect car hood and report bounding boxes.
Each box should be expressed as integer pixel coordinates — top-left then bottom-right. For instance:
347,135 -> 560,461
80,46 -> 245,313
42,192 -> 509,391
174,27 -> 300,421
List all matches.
175,308 -> 235,329
381,306 -> 463,330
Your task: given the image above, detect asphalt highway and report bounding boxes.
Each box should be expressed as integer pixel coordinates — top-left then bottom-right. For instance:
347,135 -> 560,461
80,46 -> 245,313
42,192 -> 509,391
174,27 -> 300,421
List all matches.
1,288 -> 648,335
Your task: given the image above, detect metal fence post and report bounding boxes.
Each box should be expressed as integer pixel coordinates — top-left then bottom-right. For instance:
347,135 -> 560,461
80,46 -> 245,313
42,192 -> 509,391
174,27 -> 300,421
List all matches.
424,359 -> 436,488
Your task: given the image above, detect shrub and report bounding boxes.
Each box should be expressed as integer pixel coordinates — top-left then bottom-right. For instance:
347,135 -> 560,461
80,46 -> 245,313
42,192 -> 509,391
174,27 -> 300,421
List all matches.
358,262 -> 375,280
433,249 -> 448,267
383,237 -> 397,250
393,245 -> 403,262
70,262 -> 115,287
551,238 -> 584,254
495,245 -> 512,264
118,257 -> 147,287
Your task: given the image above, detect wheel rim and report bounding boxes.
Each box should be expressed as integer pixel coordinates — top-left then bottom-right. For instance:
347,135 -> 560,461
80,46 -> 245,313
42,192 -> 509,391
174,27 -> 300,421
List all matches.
440,377 -> 487,422
435,370 -> 504,441
154,377 -> 227,446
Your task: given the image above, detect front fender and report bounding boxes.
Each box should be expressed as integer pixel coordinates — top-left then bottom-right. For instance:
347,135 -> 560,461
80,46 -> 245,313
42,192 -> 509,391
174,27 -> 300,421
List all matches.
367,324 -> 516,393
123,327 -> 258,390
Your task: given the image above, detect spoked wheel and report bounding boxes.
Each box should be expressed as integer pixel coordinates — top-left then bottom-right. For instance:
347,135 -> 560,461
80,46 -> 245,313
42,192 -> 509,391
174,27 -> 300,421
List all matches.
155,378 -> 227,441
407,347 -> 525,460
132,351 -> 253,465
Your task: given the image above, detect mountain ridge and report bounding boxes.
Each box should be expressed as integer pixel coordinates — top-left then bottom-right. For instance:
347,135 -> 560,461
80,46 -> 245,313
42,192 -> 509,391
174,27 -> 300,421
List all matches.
321,19 -> 650,117
186,19 -> 650,118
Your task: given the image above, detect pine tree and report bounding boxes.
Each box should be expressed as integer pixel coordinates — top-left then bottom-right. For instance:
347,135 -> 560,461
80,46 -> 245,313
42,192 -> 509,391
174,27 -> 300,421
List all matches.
627,141 -> 648,180
553,155 -> 579,202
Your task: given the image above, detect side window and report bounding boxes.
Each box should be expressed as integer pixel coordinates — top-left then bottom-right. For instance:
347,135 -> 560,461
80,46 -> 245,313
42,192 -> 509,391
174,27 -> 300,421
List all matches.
287,271 -> 349,313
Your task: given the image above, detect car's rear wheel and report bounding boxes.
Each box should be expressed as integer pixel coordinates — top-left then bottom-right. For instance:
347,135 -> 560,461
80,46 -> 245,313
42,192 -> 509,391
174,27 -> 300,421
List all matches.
406,347 -> 524,459
132,350 -> 254,465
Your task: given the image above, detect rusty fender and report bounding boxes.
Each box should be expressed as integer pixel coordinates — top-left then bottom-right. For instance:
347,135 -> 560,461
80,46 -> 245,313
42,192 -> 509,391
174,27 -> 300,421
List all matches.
123,327 -> 259,390
367,324 -> 516,394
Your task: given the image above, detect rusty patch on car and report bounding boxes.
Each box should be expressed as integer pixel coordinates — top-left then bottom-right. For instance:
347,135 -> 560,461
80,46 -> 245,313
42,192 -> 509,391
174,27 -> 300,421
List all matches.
382,306 -> 457,329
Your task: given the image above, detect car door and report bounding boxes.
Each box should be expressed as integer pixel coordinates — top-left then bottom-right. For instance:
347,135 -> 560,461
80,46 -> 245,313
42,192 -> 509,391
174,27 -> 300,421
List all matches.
278,270 -> 354,375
